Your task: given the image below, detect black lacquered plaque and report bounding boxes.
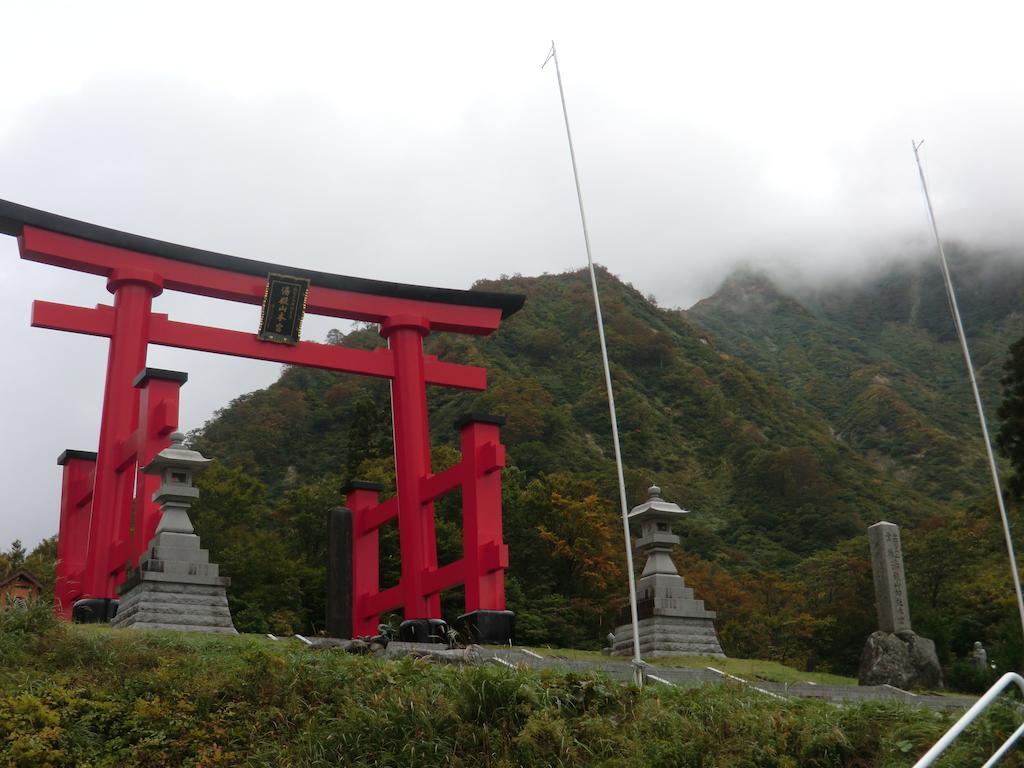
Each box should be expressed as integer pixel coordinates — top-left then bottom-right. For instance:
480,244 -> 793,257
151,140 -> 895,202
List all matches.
258,273 -> 310,345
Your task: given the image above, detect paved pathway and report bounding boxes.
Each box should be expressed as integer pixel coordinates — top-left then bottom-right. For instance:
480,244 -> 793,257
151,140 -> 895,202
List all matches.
481,646 -> 976,712
300,639 -> 976,711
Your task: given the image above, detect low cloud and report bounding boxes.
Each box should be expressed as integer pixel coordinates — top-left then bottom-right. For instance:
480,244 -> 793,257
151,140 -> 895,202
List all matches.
3,6 -> 1024,546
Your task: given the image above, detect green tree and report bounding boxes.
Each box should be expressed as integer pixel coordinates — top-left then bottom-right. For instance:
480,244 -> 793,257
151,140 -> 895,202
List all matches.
192,463 -> 304,634
6,540 -> 25,572
24,537 -> 57,596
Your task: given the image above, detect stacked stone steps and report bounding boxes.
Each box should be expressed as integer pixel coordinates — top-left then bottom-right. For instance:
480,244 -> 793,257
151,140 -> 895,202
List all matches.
114,530 -> 237,634
137,532 -> 218,577
112,581 -> 236,634
634,573 -> 717,619
611,617 -> 725,658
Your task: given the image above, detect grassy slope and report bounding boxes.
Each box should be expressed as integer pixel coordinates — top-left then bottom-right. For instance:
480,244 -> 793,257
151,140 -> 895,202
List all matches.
0,609 -> 1019,768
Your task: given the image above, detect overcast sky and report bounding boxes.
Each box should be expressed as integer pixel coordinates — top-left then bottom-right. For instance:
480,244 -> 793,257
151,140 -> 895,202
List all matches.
2,1 -> 1024,550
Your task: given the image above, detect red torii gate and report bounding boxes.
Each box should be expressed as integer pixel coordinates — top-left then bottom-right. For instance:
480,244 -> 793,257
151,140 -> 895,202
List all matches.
0,200 -> 523,640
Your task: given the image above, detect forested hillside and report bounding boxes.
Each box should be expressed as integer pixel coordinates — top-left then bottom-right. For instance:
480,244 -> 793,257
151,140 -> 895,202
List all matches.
184,255 -> 1024,679
690,247 -> 1024,501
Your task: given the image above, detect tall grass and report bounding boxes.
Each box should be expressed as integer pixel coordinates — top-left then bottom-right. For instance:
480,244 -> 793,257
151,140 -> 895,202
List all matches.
0,618 -> 1020,767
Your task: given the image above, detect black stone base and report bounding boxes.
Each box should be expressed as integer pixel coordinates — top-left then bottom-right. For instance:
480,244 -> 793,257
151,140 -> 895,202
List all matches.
72,598 -> 119,623
457,610 -> 515,645
399,618 -> 449,644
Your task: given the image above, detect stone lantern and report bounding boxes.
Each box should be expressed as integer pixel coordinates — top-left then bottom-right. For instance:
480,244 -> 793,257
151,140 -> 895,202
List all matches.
631,485 -> 688,579
611,485 -> 723,657
111,433 -> 236,634
145,432 -> 211,536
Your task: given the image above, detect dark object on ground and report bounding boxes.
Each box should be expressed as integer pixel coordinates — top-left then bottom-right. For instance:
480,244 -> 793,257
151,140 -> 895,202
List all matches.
384,641 -> 483,664
72,598 -> 119,623
347,638 -> 371,655
399,618 -> 449,644
457,609 -> 515,645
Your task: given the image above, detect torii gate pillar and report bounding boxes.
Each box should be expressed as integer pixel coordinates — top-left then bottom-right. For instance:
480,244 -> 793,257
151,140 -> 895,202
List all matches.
86,271 -> 163,599
382,315 -> 441,619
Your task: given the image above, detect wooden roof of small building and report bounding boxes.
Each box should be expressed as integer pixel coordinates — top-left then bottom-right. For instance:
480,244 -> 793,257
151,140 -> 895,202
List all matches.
0,569 -> 42,590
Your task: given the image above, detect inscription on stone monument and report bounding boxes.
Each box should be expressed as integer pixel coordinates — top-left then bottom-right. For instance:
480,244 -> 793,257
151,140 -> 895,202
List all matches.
868,520 -> 911,634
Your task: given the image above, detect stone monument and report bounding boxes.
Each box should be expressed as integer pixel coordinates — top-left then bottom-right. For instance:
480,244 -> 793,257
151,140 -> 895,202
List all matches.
111,433 -> 236,634
858,521 -> 941,688
611,486 -> 724,658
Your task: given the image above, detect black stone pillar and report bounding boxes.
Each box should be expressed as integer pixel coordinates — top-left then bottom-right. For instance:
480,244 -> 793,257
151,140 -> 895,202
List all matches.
72,597 -> 119,623
326,506 -> 353,638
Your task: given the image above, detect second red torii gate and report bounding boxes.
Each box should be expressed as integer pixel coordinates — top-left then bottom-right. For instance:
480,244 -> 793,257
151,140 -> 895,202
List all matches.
0,200 -> 524,637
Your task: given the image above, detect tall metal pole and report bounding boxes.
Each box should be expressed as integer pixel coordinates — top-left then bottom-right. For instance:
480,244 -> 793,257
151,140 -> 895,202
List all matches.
912,140 -> 1024,640
543,41 -> 645,685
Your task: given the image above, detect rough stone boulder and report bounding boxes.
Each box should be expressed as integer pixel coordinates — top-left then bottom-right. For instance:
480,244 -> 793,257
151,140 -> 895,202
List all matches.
858,630 -> 943,690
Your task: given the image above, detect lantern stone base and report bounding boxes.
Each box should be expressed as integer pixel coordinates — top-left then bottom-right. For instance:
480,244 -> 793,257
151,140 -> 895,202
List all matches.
611,615 -> 725,657
611,573 -> 724,658
112,531 -> 236,634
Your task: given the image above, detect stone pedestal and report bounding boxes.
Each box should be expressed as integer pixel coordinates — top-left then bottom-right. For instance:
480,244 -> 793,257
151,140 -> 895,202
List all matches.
612,486 -> 724,658
612,574 -> 724,657
112,531 -> 236,633
858,630 -> 942,689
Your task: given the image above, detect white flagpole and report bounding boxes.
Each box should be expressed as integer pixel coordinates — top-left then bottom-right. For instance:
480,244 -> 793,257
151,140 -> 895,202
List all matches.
912,140 -> 1024,640
543,40 -> 645,685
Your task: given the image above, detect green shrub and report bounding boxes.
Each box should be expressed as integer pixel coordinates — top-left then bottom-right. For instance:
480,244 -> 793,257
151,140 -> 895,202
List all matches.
946,659 -> 999,694
0,624 -> 1015,767
0,601 -> 60,666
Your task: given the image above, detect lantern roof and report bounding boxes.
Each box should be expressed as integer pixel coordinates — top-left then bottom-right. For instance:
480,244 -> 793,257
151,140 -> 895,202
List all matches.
142,432 -> 212,476
627,485 -> 690,521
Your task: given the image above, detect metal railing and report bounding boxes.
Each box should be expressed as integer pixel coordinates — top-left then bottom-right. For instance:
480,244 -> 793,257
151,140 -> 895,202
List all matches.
913,672 -> 1024,767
